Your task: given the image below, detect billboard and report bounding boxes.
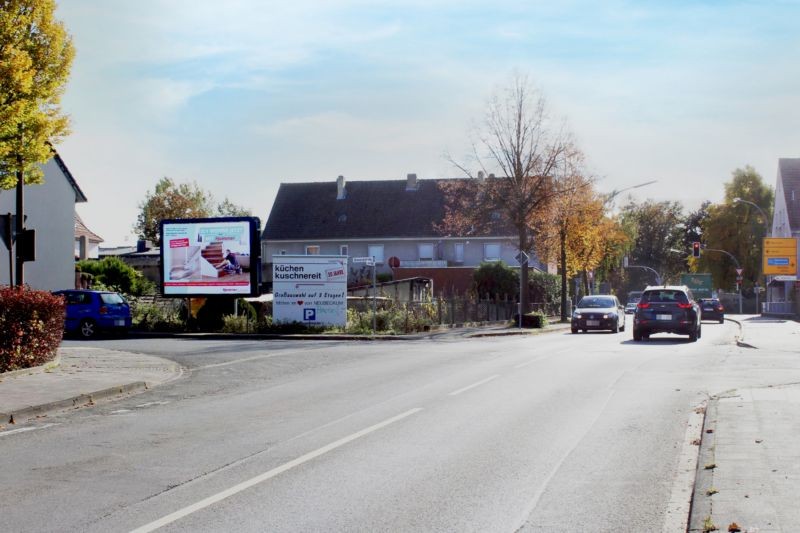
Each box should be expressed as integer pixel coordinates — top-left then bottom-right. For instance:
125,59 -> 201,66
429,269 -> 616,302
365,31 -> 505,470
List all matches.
763,237 -> 797,275
680,273 -> 713,299
160,217 -> 261,297
273,255 -> 347,327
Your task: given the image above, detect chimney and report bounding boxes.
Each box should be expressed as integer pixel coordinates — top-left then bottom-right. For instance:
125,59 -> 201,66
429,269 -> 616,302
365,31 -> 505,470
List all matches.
477,171 -> 485,182
337,175 -> 346,200
406,173 -> 417,191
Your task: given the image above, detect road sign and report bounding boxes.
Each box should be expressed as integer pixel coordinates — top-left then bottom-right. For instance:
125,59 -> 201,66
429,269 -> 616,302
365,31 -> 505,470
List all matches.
515,251 -> 529,265
763,237 -> 797,275
735,268 -> 743,276
352,256 -> 375,266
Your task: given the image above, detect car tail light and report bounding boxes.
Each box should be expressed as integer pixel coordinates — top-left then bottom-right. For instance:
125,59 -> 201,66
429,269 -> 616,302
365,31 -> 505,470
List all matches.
99,305 -> 108,314
637,302 -> 650,309
677,303 -> 693,309
718,305 -> 724,311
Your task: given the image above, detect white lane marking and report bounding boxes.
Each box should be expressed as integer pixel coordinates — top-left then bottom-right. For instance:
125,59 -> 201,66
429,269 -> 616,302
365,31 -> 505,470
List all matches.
0,423 -> 57,437
129,407 -> 424,533
135,401 -> 170,408
514,390 -> 615,528
662,401 -> 707,533
110,409 -> 133,415
194,348 -> 321,370
448,375 -> 500,396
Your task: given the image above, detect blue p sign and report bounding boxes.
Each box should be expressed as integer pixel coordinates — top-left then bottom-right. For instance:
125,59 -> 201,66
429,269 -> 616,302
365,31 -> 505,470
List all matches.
303,308 -> 316,321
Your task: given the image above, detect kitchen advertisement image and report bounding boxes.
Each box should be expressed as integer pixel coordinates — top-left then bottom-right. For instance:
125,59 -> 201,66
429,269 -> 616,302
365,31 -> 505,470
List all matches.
160,217 -> 260,297
273,255 -> 347,327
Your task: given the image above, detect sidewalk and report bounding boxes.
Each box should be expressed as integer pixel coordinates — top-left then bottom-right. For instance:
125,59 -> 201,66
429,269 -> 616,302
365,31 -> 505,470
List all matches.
689,316 -> 800,533
0,347 -> 183,425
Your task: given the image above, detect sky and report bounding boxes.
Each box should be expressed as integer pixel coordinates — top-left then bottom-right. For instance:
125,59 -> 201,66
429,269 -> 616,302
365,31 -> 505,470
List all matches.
52,0 -> 800,246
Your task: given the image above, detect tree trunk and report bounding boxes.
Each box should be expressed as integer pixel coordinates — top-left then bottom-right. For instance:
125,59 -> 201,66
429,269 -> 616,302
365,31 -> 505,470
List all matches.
519,228 -> 529,316
560,226 -> 568,321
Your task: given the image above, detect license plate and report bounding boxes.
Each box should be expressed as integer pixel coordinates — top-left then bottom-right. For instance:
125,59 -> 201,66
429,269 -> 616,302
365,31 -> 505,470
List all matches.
587,320 -> 600,326
657,314 -> 672,320
115,319 -> 125,326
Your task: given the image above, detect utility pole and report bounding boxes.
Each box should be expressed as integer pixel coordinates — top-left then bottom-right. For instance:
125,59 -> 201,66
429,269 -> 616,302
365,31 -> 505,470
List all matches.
15,158 -> 24,287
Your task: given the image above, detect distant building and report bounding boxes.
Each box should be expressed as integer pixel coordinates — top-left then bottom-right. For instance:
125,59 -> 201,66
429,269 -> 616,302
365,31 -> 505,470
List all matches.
98,240 -> 161,284
75,212 -> 104,260
0,153 -> 87,291
769,158 -> 800,314
261,173 -> 548,295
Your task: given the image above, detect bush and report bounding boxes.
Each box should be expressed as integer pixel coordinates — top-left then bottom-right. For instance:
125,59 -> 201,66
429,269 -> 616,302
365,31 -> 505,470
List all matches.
131,300 -> 184,332
77,257 -> 155,296
473,261 -> 518,299
221,314 -> 256,333
0,286 -> 64,373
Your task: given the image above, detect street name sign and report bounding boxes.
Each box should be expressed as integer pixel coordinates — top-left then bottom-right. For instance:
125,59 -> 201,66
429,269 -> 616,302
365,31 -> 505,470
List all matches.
352,256 -> 375,266
763,237 -> 797,275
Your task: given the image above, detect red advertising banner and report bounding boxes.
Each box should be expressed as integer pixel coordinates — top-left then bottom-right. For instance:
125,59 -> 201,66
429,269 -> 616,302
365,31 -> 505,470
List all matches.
169,238 -> 190,248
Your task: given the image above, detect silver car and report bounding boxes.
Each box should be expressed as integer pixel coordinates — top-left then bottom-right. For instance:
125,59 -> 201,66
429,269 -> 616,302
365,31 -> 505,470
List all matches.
571,295 -> 625,333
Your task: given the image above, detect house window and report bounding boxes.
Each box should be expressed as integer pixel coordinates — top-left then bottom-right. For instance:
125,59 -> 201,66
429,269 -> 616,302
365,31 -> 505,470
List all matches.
340,244 -> 349,256
306,245 -> 320,255
418,243 -> 434,261
367,244 -> 384,264
484,243 -> 501,261
454,243 -> 464,263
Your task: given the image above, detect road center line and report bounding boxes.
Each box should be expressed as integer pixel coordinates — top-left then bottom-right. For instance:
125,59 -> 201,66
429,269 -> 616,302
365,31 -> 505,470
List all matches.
129,407 -> 424,533
448,375 -> 500,396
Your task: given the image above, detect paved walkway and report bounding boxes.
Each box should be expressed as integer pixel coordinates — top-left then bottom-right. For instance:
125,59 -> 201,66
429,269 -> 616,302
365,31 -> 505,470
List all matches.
0,347 -> 182,424
689,316 -> 800,533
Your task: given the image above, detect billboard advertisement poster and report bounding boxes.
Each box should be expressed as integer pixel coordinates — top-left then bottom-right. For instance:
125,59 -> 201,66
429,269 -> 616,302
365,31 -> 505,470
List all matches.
273,255 -> 347,327
160,217 -> 261,297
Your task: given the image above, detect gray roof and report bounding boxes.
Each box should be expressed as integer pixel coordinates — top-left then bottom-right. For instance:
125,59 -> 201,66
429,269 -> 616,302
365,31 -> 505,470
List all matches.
778,158 -> 800,231
263,179 -> 453,240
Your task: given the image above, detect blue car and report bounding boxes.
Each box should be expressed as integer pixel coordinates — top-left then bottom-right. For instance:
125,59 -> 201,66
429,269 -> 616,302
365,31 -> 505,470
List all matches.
53,289 -> 132,338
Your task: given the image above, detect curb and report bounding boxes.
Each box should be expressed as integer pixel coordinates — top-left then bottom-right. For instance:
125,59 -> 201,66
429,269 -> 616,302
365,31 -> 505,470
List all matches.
0,353 -> 62,380
724,317 -> 757,349
665,400 -> 708,533
466,325 -> 573,338
2,381 -> 148,425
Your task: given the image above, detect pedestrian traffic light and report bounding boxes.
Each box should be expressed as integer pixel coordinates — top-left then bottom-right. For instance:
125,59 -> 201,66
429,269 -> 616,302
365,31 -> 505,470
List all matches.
692,241 -> 701,257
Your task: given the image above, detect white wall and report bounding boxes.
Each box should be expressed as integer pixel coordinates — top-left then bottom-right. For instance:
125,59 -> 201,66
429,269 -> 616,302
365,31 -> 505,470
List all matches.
0,158 -> 78,290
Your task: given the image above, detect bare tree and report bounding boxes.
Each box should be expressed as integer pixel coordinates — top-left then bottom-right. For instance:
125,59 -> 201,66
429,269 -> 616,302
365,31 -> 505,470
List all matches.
442,73 -> 573,314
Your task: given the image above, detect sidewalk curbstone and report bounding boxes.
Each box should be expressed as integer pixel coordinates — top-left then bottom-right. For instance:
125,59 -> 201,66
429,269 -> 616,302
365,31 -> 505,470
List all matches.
0,352 -> 62,380
3,381 -> 149,425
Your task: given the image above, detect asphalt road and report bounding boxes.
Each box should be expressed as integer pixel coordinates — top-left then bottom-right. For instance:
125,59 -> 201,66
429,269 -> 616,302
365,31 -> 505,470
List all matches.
2,318 -> 799,532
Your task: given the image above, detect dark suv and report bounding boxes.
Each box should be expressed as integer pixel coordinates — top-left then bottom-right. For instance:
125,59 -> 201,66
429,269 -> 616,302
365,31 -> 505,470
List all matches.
632,285 -> 701,342
698,298 -> 725,323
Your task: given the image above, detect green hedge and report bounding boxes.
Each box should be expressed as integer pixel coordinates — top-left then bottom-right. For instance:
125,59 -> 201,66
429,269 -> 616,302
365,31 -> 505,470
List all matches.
0,287 -> 64,373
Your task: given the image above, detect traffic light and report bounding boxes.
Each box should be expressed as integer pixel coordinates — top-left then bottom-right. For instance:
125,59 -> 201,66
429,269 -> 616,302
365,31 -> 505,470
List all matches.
692,241 -> 701,258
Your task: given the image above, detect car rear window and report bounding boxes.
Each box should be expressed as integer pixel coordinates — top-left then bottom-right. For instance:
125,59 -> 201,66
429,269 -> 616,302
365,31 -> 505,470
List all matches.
642,290 -> 688,304
100,293 -> 126,305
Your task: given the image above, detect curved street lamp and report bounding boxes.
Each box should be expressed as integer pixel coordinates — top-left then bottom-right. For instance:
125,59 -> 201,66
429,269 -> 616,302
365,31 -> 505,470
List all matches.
732,198 -> 770,237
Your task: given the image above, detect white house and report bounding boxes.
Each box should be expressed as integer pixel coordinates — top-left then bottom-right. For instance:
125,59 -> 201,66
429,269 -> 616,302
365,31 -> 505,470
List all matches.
0,153 -> 87,291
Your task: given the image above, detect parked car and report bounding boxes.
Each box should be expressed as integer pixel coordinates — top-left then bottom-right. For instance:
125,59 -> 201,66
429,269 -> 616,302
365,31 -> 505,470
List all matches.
571,295 -> 625,333
53,289 -> 132,339
632,285 -> 701,342
699,298 -> 725,323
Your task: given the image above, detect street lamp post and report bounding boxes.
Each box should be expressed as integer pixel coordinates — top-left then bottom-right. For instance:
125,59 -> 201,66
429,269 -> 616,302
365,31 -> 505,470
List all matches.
733,197 -> 770,313
605,180 -> 658,205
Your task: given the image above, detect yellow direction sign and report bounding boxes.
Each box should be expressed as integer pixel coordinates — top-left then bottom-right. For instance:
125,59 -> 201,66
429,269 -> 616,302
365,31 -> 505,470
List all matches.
763,237 -> 797,275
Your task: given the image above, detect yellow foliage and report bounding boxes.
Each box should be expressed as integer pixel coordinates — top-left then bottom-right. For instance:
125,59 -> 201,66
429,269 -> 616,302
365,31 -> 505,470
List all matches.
0,0 -> 75,188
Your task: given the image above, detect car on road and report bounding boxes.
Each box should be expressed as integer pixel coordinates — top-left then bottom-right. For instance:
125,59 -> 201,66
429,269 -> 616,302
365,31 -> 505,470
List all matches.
53,289 -> 132,339
571,295 -> 625,333
624,301 -> 638,314
632,285 -> 701,342
698,298 -> 725,323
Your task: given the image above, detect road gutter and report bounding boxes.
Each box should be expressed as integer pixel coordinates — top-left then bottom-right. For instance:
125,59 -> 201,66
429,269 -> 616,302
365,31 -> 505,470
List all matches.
662,400 -> 707,533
